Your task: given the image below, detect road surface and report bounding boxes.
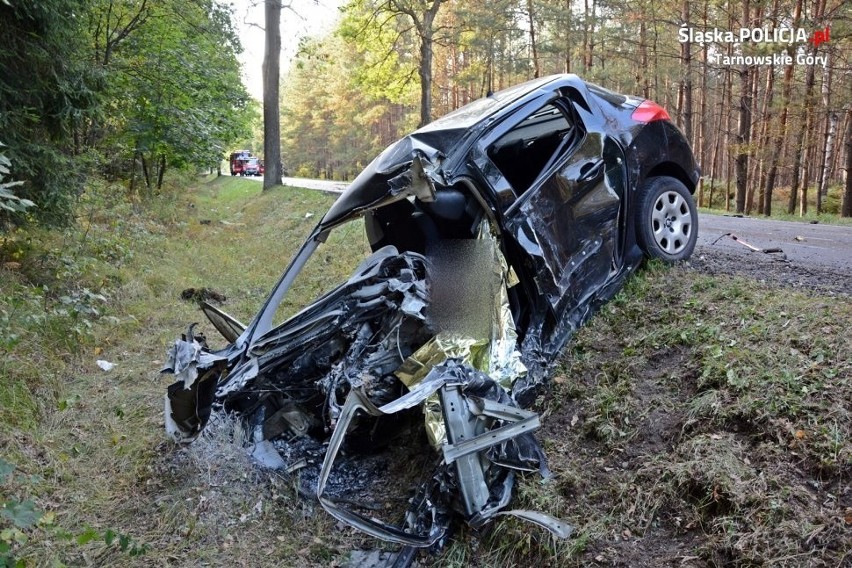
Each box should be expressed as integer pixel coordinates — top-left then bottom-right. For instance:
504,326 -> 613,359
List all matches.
697,213 -> 852,271
243,174 -> 346,194
239,175 -> 852,289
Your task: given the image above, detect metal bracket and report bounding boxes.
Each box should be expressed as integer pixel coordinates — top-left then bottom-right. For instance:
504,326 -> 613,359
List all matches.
439,384 -> 489,516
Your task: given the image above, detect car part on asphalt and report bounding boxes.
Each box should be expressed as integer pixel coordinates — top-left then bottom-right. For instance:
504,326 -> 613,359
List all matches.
711,232 -> 788,260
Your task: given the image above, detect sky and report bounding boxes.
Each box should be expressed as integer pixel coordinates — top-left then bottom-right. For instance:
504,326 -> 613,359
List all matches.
231,0 -> 345,100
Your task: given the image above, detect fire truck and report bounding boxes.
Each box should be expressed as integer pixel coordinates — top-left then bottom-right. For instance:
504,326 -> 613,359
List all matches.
229,150 -> 252,176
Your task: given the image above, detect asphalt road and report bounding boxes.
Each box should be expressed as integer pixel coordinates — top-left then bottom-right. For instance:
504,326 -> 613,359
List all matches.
243,174 -> 346,194
239,175 -> 852,271
697,213 -> 852,271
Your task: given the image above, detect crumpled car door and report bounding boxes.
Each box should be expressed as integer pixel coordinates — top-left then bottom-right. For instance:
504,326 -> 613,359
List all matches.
503,103 -> 626,310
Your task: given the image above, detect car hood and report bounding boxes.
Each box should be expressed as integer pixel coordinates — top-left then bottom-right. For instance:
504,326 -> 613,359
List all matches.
320,133 -> 456,227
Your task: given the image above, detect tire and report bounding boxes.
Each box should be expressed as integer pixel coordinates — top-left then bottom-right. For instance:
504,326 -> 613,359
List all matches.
635,176 -> 697,262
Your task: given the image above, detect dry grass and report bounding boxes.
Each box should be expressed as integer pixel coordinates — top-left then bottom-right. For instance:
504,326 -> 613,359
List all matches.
2,177 -> 849,566
436,263 -> 850,566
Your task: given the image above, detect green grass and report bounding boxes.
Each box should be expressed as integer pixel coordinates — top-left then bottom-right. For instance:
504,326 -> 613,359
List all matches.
0,175 -> 373,566
440,263 -> 850,566
1,176 -> 849,566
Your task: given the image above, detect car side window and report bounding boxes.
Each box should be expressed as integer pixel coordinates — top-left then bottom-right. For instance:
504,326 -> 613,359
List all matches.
487,102 -> 575,195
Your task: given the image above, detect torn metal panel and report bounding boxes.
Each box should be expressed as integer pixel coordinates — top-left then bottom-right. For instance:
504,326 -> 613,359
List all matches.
199,301 -> 245,343
316,362 -> 561,547
162,325 -> 227,442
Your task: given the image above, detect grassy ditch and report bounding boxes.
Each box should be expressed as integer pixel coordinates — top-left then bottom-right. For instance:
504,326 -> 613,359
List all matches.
440,264 -> 851,567
1,176 -> 849,566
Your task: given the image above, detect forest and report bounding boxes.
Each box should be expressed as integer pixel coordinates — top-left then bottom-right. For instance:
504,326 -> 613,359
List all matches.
0,0 -> 254,225
1,0 -> 850,224
280,0 -> 851,217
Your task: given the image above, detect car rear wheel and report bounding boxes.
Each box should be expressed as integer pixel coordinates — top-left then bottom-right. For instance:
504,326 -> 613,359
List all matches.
636,176 -> 697,262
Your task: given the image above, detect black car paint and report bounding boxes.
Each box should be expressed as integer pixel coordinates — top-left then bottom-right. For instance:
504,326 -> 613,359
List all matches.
167,70 -> 699,445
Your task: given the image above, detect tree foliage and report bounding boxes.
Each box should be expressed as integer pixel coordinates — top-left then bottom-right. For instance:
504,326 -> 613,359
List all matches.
0,0 -> 254,225
280,0 -> 851,218
280,34 -> 418,180
0,0 -> 101,224
87,0 -> 254,193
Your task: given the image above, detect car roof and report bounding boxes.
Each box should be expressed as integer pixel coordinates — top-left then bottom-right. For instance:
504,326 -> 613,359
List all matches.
321,74 -> 624,227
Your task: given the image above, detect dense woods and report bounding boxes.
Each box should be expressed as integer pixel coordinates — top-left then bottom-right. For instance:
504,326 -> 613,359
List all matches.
281,0 -> 851,216
1,0 -> 849,222
0,0 -> 253,224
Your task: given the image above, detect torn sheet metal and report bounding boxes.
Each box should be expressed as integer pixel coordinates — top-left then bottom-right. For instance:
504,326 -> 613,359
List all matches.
317,362 -> 569,547
162,325 -> 227,442
164,247 -> 431,444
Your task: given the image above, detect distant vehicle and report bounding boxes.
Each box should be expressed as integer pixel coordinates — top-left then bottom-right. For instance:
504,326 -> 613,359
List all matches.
229,150 -> 252,176
244,158 -> 261,176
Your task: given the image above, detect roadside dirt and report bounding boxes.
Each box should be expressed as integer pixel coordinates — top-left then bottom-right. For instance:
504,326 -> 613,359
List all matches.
690,241 -> 851,297
528,252 -> 851,568
695,213 -> 852,297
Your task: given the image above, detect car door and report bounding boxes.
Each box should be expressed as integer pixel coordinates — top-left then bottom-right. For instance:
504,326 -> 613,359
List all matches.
479,93 -> 626,311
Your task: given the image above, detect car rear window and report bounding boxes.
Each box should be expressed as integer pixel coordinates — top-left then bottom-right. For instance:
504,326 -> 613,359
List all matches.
586,83 -> 628,106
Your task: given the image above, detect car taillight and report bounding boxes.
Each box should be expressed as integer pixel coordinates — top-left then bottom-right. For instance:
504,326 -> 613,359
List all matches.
632,100 -> 671,123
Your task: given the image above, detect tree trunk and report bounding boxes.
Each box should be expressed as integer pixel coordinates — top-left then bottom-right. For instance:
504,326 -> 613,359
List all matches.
746,63 -> 761,214
141,154 -> 151,193
564,0 -> 571,73
754,63 -> 774,215
129,155 -> 137,195
817,52 -> 836,207
582,0 -> 590,73
263,0 -> 282,190
156,153 -> 166,190
696,0 -> 709,206
678,0 -> 692,145
417,0 -> 442,127
819,111 -> 838,203
637,18 -> 648,97
708,73 -> 726,210
734,69 -> 751,215
789,0 -> 825,214
842,108 -> 852,217
527,0 -> 539,78
764,0 -> 799,216
733,0 -> 751,214
763,58 -> 789,217
587,0 -> 595,70
724,26 -> 733,213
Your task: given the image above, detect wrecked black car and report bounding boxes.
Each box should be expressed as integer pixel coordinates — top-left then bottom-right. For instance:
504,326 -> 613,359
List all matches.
162,74 -> 699,549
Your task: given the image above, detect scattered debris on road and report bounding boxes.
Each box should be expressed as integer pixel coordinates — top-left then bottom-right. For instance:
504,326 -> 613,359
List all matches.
711,232 -> 788,261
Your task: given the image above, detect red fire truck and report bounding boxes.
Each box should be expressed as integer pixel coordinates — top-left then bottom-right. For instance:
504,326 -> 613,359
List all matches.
229,150 -> 252,176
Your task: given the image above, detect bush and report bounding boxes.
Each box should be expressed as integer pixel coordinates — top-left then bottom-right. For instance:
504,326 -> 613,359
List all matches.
0,144 -> 35,217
